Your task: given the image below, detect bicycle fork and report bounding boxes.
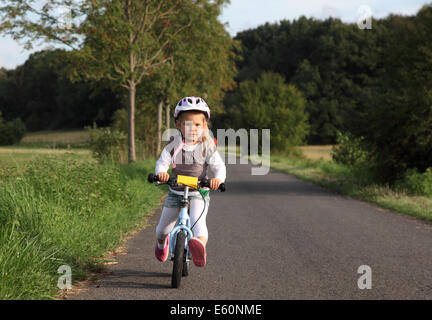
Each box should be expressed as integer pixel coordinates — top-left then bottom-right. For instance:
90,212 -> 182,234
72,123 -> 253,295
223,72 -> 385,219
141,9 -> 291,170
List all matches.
169,186 -> 194,261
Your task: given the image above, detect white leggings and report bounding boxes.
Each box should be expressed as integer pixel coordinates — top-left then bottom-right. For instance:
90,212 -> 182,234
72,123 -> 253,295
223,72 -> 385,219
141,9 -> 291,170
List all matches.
155,198 -> 210,240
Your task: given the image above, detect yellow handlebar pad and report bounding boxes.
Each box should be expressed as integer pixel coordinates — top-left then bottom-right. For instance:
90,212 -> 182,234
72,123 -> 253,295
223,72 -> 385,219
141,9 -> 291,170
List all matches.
176,175 -> 199,189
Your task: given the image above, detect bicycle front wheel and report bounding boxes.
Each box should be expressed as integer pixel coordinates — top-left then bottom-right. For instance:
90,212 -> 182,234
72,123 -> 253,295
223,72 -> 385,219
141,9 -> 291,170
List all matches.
172,231 -> 186,288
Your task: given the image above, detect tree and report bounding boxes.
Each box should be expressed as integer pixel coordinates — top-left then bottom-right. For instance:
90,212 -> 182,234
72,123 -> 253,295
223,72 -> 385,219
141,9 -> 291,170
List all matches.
129,0 -> 238,156
1,0 -> 193,163
231,16 -> 384,145
158,0 -> 238,152
351,6 -> 432,183
231,72 -> 309,153
0,112 -> 26,145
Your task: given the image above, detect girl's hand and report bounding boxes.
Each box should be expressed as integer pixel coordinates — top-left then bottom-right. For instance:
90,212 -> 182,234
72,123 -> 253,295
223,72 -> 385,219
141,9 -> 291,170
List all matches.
209,178 -> 222,190
157,172 -> 170,183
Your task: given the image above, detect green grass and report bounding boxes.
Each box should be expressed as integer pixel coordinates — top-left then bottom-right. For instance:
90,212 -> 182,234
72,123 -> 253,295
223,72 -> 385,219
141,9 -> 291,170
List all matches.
0,154 -> 165,299
0,148 -> 92,171
269,153 -> 432,222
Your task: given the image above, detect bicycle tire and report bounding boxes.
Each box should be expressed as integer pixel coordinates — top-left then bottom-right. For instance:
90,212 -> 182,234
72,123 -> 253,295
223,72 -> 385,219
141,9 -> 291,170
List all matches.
182,254 -> 190,277
172,231 -> 186,288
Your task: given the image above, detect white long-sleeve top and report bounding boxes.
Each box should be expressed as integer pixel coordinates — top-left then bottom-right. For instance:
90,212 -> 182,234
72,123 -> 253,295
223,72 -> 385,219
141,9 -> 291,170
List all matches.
155,142 -> 226,196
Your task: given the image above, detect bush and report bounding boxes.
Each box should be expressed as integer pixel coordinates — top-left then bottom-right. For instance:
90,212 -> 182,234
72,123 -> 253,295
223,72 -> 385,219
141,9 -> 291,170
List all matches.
231,72 -> 310,153
86,123 -> 127,163
331,131 -> 381,186
0,113 -> 26,145
331,131 -> 369,166
395,167 -> 432,197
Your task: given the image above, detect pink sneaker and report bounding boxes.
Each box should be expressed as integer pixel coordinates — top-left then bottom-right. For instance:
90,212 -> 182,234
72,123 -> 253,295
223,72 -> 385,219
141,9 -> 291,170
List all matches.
155,237 -> 169,262
188,237 -> 206,267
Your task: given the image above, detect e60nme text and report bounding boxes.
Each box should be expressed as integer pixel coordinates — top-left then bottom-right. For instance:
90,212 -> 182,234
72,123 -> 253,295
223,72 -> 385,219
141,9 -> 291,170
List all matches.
170,304 -> 262,317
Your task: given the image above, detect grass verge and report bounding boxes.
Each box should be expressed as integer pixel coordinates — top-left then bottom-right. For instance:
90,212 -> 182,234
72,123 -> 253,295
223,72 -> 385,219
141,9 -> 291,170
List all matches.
270,153 -> 432,223
0,155 -> 165,299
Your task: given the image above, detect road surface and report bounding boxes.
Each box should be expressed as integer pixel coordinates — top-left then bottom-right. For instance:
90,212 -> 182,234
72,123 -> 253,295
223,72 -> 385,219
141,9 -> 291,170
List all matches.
67,160 -> 432,299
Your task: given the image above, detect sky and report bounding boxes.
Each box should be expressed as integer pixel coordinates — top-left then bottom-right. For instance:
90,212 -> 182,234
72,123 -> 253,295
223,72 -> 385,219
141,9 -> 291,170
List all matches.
219,0 -> 428,36
0,0 -> 429,70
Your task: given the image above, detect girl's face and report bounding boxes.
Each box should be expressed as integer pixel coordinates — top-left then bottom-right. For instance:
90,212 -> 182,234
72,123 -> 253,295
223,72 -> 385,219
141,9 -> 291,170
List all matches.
176,112 -> 208,145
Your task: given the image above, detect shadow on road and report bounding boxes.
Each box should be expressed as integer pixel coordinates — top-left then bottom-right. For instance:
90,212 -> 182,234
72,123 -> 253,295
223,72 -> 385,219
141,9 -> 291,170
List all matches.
98,270 -> 172,290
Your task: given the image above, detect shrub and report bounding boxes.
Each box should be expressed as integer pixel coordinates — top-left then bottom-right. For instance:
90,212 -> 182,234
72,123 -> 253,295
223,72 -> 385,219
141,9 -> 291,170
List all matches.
395,167 -> 432,197
86,123 -> 127,163
232,72 -> 310,153
0,113 -> 26,145
331,131 -> 382,186
331,131 -> 369,166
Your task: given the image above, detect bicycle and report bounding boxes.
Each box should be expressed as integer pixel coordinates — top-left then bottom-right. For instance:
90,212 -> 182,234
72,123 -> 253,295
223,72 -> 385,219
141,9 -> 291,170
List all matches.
147,173 -> 226,288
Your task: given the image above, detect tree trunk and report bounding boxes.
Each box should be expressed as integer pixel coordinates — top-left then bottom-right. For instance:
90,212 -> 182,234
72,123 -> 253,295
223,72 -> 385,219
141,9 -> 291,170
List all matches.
165,104 -> 170,129
156,100 -> 163,155
127,82 -> 136,163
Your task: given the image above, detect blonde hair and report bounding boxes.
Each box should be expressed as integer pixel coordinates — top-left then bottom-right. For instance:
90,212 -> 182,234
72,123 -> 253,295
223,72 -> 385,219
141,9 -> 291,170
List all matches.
202,124 -> 217,158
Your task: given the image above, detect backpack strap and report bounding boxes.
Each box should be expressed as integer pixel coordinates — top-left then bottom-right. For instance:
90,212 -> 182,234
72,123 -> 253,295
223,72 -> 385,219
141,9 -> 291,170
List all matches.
171,138 -> 184,169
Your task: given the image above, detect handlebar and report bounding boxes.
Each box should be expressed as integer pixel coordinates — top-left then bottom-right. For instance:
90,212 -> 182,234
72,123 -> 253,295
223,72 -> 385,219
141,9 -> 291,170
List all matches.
147,173 -> 226,192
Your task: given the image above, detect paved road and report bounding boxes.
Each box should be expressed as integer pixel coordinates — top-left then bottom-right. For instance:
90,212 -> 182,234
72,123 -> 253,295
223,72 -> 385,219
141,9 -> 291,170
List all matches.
67,161 -> 432,299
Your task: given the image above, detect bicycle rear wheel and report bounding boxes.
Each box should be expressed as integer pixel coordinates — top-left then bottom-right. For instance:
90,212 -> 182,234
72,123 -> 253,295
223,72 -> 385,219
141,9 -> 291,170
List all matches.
172,231 -> 186,288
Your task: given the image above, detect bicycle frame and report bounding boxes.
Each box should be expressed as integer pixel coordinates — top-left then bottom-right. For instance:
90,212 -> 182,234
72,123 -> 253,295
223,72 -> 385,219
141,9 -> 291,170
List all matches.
169,185 -> 194,261
148,172 -> 224,287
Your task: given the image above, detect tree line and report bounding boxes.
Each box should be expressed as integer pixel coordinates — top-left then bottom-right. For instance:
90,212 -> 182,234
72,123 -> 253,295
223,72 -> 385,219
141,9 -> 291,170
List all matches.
1,1 -> 431,183
0,50 -> 120,131
214,4 -> 432,182
0,0 -> 237,162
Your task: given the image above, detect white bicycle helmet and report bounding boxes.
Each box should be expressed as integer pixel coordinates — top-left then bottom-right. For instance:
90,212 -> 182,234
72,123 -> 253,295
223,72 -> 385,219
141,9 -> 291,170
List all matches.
174,96 -> 210,120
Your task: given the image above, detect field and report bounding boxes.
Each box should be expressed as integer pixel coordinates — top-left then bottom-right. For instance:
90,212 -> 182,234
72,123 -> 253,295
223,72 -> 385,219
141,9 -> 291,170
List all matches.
20,129 -> 91,145
0,130 -> 93,169
295,145 -> 333,161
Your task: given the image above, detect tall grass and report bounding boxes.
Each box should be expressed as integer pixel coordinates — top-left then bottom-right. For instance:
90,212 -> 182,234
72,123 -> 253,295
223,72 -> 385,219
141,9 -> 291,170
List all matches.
0,155 -> 164,299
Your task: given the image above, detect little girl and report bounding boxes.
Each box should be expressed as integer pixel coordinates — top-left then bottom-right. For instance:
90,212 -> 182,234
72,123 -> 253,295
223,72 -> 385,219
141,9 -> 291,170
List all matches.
154,96 -> 226,267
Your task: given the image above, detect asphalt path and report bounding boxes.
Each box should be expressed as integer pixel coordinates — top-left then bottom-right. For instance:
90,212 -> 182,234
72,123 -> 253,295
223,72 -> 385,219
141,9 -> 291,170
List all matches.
67,160 -> 432,299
